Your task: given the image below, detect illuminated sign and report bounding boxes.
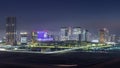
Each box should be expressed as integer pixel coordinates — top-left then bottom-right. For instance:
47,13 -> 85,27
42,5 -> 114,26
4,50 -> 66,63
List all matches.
37,31 -> 53,41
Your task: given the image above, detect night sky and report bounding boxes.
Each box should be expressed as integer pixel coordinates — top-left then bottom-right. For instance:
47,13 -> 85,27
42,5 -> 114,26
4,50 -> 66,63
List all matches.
0,0 -> 120,37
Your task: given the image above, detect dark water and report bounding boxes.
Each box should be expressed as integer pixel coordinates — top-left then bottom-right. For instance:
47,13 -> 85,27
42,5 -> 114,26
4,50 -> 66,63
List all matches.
0,50 -> 120,68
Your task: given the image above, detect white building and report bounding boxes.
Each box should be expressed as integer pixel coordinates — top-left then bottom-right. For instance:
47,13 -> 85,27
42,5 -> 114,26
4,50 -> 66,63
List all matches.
60,27 -> 69,41
70,27 -> 81,41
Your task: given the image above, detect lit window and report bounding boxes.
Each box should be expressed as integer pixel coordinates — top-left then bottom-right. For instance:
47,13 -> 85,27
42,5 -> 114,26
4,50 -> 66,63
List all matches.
6,24 -> 8,26
12,24 -> 14,26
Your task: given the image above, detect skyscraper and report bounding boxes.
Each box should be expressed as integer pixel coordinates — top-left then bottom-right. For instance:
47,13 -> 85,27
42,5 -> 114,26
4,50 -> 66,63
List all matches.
99,29 -> 105,44
60,27 -> 69,41
111,34 -> 116,42
81,29 -> 88,41
99,28 -> 109,44
60,27 -> 82,41
71,27 -> 81,41
6,17 -> 17,45
68,27 -> 72,40
31,31 -> 37,43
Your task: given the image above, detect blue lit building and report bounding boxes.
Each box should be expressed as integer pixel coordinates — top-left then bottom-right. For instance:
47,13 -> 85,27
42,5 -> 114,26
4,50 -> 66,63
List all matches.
37,31 -> 53,41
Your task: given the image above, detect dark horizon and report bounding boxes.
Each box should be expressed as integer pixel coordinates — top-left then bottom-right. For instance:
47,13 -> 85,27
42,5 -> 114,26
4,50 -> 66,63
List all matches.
0,0 -> 120,38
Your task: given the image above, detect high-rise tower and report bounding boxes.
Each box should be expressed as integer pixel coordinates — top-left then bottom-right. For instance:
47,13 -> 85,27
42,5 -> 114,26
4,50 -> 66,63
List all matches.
6,17 -> 17,45
99,28 -> 109,44
60,27 -> 69,41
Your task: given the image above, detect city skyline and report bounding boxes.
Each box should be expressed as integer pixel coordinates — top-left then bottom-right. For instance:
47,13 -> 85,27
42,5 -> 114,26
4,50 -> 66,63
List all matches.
0,1 -> 120,68
0,0 -> 120,38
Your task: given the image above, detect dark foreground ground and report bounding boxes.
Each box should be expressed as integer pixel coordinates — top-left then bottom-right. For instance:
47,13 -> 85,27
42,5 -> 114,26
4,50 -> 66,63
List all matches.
0,51 -> 120,68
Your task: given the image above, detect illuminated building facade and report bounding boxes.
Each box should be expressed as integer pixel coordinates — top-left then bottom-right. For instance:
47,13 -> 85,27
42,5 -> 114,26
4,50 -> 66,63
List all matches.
111,34 -> 116,42
99,28 -> 109,44
99,29 -> 105,44
81,29 -> 88,41
6,17 -> 17,45
81,29 -> 92,42
31,31 -> 37,43
60,27 -> 82,41
85,31 -> 92,42
20,32 -> 28,45
50,31 -> 60,41
70,27 -> 81,41
37,31 -> 53,41
68,27 -> 72,40
60,27 -> 69,41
